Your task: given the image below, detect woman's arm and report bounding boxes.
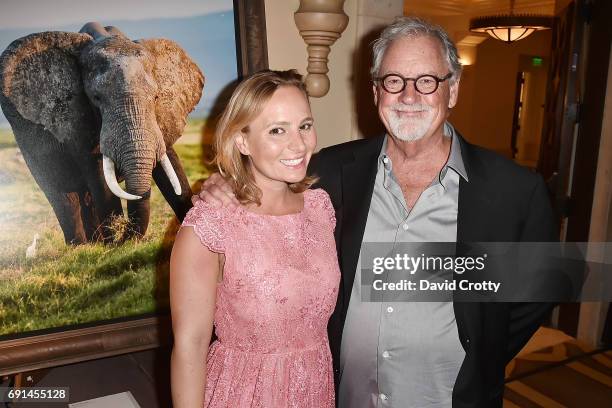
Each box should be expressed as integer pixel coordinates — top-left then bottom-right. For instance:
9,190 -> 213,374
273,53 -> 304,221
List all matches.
170,227 -> 220,407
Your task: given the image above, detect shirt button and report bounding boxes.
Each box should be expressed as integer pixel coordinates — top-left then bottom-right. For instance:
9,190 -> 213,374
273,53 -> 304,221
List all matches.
380,393 -> 388,401
402,223 -> 409,230
387,306 -> 394,313
382,351 -> 390,358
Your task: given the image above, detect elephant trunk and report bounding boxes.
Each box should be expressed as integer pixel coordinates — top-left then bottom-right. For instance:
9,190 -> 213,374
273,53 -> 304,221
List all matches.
102,156 -> 141,200
100,95 -> 181,200
103,152 -> 181,200
119,134 -> 157,198
121,149 -> 182,197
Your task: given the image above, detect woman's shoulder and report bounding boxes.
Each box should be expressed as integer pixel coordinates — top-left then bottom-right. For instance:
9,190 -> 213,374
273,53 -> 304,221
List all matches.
181,200 -> 237,253
304,188 -> 332,204
183,199 -> 234,225
305,188 -> 335,226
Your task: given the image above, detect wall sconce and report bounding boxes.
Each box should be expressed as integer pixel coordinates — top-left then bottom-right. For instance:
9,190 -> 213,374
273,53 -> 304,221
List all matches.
456,35 -> 487,66
294,0 -> 349,97
457,45 -> 476,66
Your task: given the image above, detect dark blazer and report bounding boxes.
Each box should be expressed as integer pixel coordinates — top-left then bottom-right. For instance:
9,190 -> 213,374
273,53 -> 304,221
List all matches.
309,133 -> 557,408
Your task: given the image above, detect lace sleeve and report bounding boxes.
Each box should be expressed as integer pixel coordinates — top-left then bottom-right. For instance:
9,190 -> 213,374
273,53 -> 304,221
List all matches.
181,200 -> 228,253
310,189 -> 336,229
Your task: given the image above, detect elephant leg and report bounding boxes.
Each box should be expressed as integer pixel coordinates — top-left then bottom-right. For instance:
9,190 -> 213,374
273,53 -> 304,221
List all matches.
79,190 -> 105,242
48,190 -> 89,244
9,147 -> 90,244
152,146 -> 193,222
71,151 -> 124,243
22,151 -> 90,244
124,198 -> 151,241
6,107 -> 90,245
87,177 -> 124,243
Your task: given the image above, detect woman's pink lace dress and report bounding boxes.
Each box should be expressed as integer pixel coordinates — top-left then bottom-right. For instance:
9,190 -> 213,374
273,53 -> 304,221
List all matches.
182,188 -> 340,407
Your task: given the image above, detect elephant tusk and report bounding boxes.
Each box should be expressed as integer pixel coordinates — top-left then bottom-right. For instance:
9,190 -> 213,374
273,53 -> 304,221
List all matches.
102,156 -> 142,200
160,154 -> 182,195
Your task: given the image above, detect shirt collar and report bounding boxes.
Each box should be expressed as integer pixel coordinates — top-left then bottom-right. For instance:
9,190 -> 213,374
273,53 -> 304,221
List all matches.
444,122 -> 469,183
379,135 -> 391,172
378,122 -> 469,185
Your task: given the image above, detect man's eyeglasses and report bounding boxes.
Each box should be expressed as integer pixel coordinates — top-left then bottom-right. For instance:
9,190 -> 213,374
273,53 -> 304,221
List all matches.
374,73 -> 453,95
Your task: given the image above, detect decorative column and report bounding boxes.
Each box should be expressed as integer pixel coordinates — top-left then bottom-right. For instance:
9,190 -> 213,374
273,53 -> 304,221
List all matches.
294,0 -> 349,97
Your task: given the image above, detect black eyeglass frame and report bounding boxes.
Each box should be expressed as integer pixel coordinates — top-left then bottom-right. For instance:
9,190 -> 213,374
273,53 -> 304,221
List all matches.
374,72 -> 453,95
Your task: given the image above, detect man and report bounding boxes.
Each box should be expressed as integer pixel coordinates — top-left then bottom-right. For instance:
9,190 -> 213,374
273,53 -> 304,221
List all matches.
200,16 -> 556,408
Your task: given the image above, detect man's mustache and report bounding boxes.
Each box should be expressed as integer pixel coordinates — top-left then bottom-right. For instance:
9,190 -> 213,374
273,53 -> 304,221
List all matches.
390,103 -> 432,112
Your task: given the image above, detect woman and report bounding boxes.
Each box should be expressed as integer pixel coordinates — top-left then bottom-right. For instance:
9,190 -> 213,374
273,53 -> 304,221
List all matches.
170,70 -> 340,407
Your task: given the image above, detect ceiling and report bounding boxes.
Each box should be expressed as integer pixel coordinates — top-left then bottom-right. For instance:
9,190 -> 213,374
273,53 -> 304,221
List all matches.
405,0 -> 556,17
402,0 -> 559,65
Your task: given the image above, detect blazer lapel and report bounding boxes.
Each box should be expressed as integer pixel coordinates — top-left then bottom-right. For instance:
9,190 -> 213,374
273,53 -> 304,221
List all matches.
456,133 -> 492,243
454,133 -> 489,353
339,137 -> 383,301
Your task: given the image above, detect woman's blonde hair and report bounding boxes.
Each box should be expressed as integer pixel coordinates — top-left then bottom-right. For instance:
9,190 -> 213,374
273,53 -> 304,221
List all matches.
213,69 -> 317,205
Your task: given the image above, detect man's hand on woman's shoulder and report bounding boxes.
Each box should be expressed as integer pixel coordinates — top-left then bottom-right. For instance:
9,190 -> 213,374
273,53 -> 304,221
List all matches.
192,172 -> 239,209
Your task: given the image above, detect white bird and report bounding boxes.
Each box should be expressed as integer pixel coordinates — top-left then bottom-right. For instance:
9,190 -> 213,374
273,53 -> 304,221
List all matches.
25,233 -> 39,259
15,149 -> 25,164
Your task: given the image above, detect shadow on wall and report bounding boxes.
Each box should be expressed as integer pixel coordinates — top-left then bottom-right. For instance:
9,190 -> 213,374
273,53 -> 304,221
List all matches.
352,25 -> 386,139
200,79 -> 240,163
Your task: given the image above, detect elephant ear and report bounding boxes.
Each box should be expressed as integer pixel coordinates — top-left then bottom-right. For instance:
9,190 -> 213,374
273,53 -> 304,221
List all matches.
137,39 -> 204,145
0,31 -> 95,143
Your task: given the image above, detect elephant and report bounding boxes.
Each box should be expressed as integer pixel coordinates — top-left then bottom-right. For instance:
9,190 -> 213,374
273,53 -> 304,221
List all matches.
0,22 -> 204,244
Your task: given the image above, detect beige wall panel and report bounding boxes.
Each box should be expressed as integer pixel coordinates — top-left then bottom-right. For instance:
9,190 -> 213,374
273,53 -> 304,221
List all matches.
265,0 -> 358,149
265,0 -> 403,147
453,30 -> 552,156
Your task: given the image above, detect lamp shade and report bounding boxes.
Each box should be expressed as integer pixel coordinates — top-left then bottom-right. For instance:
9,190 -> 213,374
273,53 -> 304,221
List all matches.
470,15 -> 553,44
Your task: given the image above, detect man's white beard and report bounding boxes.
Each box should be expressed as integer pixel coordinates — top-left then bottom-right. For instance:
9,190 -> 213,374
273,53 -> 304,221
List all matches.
387,103 -> 433,142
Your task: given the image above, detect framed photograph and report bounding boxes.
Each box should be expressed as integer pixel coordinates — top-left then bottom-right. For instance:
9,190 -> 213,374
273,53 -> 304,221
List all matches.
0,0 -> 267,375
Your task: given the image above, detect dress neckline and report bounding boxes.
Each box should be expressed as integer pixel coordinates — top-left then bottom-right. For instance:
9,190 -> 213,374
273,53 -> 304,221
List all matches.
238,190 -> 309,218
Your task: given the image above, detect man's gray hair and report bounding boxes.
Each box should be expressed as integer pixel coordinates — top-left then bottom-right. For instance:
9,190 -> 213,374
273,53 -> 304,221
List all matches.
371,16 -> 462,83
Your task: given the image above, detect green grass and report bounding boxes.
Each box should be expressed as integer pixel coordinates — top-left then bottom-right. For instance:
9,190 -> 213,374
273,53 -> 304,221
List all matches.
0,126 -> 210,337
0,239 -> 166,334
0,128 -> 17,149
185,117 -> 206,134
